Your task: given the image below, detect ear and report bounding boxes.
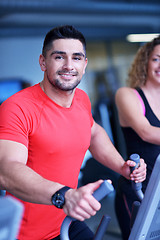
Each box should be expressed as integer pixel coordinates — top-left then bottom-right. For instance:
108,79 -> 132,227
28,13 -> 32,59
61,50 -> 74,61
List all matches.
83,57 -> 88,75
39,54 -> 46,71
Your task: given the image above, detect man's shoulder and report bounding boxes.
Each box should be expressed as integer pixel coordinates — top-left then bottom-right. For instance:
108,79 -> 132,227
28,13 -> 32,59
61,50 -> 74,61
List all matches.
11,83 -> 40,99
75,87 -> 86,95
0,83 -> 43,115
75,88 -> 89,99
3,83 -> 40,104
75,88 -> 92,111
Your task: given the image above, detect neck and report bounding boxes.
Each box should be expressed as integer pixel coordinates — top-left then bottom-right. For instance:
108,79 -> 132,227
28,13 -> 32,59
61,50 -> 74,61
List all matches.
142,81 -> 160,96
40,80 -> 75,108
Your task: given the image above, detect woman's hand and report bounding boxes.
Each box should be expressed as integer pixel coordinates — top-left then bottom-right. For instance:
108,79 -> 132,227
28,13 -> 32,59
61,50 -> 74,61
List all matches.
122,158 -> 146,183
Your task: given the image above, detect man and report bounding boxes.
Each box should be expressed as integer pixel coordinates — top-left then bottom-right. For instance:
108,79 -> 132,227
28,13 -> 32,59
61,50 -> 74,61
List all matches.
0,25 -> 146,240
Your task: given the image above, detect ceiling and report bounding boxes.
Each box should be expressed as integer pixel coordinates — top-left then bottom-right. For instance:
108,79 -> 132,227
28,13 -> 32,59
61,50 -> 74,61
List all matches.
0,0 -> 160,42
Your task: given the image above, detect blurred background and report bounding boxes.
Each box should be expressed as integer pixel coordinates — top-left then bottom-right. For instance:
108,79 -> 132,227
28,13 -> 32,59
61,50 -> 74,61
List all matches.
0,0 -> 160,239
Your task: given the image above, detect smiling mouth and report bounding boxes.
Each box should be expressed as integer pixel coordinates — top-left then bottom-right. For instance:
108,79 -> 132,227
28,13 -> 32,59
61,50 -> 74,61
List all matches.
155,70 -> 160,76
58,70 -> 77,75
58,71 -> 77,79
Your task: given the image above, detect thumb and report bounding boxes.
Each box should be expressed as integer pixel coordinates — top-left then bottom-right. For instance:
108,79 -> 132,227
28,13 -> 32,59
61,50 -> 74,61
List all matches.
126,160 -> 136,167
90,179 -> 104,194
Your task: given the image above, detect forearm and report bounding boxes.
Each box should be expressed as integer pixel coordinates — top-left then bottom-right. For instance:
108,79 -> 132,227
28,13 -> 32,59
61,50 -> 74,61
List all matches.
89,123 -> 125,176
137,124 -> 160,145
89,122 -> 146,182
0,160 -> 63,205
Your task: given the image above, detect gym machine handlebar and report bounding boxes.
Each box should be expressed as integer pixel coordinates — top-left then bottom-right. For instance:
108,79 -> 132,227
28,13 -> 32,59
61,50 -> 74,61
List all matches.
60,180 -> 114,240
129,153 -> 144,229
130,153 -> 144,201
60,153 -> 143,240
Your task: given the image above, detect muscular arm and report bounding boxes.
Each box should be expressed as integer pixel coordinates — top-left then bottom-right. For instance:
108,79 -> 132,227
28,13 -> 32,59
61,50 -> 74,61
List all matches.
0,140 -> 63,204
89,121 -> 146,181
116,87 -> 160,145
89,121 -> 125,175
0,139 -> 102,221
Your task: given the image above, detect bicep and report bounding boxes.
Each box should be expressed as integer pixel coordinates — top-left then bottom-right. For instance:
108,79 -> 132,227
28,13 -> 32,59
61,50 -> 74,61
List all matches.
0,140 -> 28,164
90,120 -> 114,154
116,88 -> 146,128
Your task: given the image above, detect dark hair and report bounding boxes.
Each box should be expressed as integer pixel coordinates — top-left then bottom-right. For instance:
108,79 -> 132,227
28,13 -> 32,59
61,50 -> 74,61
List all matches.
127,35 -> 160,88
42,25 -> 86,57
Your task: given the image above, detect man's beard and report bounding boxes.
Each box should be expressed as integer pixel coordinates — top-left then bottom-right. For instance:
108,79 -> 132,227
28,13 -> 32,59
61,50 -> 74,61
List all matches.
47,73 -> 81,92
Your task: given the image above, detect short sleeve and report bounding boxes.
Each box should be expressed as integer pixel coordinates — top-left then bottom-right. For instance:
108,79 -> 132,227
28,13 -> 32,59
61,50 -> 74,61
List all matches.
0,99 -> 30,147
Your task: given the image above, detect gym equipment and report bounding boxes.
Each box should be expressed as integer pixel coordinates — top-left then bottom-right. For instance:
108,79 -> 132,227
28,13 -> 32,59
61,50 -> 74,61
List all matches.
129,153 -> 160,240
60,153 -> 150,240
129,153 -> 144,201
129,154 -> 144,229
0,195 -> 24,240
60,180 -> 114,240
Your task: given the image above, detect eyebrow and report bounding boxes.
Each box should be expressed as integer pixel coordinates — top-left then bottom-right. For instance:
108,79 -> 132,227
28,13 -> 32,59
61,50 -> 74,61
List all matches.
50,50 -> 85,58
152,54 -> 160,57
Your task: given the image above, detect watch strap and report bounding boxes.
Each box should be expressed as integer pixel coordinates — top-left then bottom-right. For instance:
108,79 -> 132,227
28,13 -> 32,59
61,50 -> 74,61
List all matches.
51,186 -> 71,208
58,186 -> 71,195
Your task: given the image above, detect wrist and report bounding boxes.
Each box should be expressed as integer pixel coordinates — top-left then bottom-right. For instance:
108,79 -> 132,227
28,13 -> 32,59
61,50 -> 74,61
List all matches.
51,186 -> 71,209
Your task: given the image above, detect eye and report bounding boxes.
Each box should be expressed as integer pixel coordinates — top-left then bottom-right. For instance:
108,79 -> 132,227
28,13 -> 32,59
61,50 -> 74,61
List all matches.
152,57 -> 160,62
73,56 -> 82,61
55,55 -> 64,60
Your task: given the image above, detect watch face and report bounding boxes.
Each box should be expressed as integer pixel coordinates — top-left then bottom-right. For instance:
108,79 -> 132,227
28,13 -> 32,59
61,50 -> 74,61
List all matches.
52,192 -> 65,209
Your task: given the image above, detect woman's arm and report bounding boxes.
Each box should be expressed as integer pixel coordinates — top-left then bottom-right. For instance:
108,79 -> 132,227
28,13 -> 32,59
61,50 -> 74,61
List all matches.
116,87 -> 160,145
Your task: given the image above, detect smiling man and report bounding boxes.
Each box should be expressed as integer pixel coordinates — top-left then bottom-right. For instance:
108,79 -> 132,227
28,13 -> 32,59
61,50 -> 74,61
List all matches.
0,25 -> 146,240
39,38 -> 87,106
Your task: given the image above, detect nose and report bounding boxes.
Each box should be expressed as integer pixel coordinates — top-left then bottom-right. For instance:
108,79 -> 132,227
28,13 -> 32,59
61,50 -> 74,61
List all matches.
63,57 -> 74,71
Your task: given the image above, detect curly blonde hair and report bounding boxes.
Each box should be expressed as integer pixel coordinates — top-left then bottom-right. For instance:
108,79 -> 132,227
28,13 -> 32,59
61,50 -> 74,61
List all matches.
127,35 -> 160,88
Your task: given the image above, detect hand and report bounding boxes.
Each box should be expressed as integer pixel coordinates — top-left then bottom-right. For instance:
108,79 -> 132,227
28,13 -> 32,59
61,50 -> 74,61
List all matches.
63,180 -> 103,221
122,158 -> 146,183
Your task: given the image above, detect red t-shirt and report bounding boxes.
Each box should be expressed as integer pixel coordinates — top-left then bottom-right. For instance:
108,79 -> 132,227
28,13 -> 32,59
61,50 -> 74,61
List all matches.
0,83 -> 93,240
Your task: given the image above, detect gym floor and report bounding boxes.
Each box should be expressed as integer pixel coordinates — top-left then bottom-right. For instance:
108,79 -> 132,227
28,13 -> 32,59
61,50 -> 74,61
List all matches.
85,191 -> 123,240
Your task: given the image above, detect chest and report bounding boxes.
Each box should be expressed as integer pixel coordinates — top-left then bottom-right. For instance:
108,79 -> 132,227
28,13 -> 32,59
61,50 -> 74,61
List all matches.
29,103 -> 92,156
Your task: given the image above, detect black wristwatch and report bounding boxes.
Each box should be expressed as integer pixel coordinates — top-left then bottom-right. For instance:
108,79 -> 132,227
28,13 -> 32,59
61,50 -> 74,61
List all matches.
51,186 -> 71,209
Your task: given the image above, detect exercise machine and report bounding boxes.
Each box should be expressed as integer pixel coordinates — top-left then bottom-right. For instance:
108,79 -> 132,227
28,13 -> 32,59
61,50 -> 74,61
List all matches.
60,154 -> 141,240
0,196 -> 24,240
61,153 -> 160,240
129,153 -> 160,240
60,180 -> 114,240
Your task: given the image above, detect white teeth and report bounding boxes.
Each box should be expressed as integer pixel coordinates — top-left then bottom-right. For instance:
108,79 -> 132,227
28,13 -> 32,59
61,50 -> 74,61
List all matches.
61,74 -> 73,77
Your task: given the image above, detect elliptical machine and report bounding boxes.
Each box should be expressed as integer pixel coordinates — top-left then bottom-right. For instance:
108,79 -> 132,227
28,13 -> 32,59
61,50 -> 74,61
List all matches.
60,153 -> 142,240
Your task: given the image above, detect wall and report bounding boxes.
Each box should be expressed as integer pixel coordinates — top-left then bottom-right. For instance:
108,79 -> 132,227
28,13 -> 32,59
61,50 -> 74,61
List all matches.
0,37 -> 139,104
0,37 -> 44,86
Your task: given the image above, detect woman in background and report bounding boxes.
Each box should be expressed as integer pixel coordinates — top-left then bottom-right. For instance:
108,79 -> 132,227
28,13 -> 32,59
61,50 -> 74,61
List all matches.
115,35 -> 160,240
